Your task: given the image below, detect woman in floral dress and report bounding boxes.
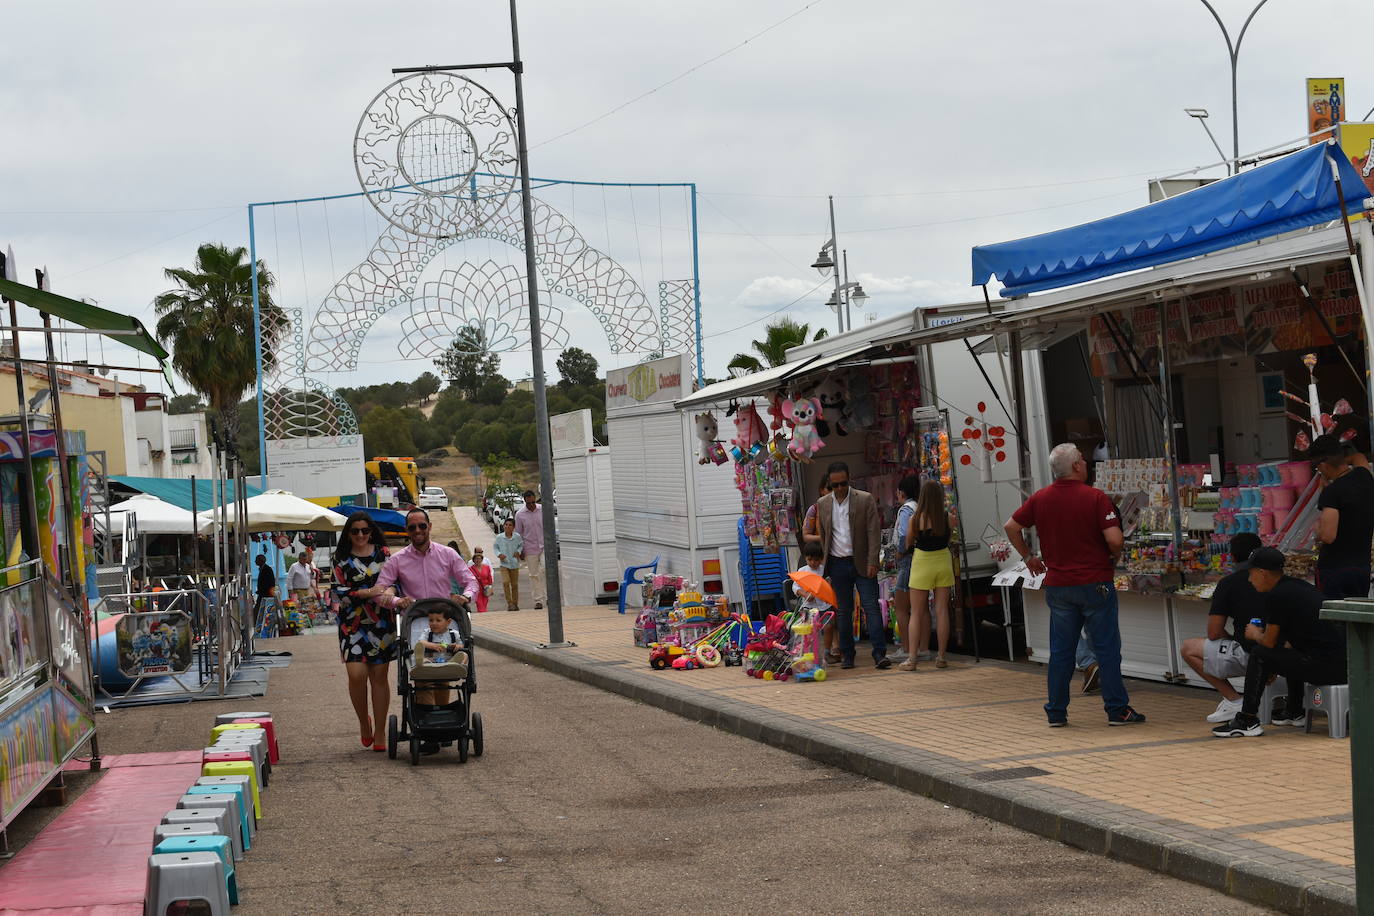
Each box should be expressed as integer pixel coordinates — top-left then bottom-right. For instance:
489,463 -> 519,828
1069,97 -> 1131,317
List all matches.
332,511 -> 394,750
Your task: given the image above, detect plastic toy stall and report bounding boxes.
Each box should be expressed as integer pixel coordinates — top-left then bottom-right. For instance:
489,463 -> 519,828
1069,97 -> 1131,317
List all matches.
895,140 -> 1374,683
549,408 -> 619,604
605,354 -> 733,598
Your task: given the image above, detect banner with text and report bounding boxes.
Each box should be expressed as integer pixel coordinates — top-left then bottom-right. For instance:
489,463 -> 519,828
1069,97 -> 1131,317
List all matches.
266,436 -> 366,503
1308,78 -> 1344,143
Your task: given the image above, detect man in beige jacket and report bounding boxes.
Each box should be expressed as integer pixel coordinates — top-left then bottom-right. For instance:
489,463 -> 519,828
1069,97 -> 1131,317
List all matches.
816,460 -> 890,670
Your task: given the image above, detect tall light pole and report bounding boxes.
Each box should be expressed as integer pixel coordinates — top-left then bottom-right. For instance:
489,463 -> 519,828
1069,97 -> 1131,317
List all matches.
1196,0 -> 1272,174
1184,108 -> 1229,164
392,0 -> 571,648
811,198 -> 868,333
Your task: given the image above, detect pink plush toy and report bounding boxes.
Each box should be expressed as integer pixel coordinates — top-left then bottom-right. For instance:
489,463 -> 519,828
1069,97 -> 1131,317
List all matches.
782,397 -> 825,459
730,403 -> 768,454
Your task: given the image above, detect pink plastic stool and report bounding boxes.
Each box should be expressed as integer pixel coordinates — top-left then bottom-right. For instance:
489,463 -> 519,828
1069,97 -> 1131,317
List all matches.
232,718 -> 279,764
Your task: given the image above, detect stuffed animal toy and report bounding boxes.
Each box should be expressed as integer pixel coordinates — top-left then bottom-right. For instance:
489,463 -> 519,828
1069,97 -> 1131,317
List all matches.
782,396 -> 825,460
811,375 -> 849,437
767,394 -> 786,433
730,403 -> 768,455
694,413 -> 727,465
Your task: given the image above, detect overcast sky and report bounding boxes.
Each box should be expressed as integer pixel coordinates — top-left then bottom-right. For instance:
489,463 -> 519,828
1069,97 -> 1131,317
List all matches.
2,0 -> 1370,395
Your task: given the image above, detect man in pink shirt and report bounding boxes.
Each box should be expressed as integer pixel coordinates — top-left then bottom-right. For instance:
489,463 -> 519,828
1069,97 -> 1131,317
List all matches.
513,490 -> 547,610
374,508 -> 478,613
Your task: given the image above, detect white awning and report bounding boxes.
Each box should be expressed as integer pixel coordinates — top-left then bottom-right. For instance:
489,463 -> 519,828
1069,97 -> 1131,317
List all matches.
675,357 -> 821,409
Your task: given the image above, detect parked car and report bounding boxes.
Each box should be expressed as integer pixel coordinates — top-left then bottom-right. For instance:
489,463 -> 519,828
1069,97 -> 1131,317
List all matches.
417,486 -> 450,510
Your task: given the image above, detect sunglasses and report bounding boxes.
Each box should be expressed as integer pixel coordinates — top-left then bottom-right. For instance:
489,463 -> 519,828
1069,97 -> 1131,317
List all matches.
406,523 -> 429,532
349,527 -> 371,536
831,480 -> 850,488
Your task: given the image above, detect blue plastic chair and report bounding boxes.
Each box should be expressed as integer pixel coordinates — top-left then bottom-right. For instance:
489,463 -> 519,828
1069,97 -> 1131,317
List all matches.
153,835 -> 238,904
737,519 -> 789,613
617,557 -> 660,614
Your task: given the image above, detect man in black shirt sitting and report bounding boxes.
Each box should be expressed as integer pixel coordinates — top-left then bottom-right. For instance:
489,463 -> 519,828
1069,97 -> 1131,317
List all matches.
1311,434 -> 1374,599
1180,532 -> 1262,724
1212,548 -> 1347,738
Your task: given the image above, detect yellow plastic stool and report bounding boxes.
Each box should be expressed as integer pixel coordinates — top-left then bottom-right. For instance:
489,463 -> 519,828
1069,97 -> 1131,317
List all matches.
209,723 -> 263,745
201,761 -> 261,820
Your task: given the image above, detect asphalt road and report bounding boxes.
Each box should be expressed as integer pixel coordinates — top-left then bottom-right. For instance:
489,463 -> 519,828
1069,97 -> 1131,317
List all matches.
67,631 -> 1270,915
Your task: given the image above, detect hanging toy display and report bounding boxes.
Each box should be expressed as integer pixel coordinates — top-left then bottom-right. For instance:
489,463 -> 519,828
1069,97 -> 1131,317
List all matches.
694,413 -> 729,466
959,401 -> 1011,483
767,394 -> 787,433
810,374 -> 850,437
726,402 -> 768,463
1280,354 -> 1361,451
782,396 -> 825,461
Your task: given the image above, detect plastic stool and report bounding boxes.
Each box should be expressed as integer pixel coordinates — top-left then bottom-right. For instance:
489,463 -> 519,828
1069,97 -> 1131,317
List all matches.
186,785 -> 252,848
1256,676 -> 1288,726
153,836 -> 238,904
231,717 -> 279,764
212,733 -> 271,784
215,710 -> 270,726
200,762 -> 261,819
144,850 -> 230,916
209,722 -> 263,745
1304,684 -> 1351,738
160,808 -> 236,849
176,794 -> 247,856
152,823 -> 234,861
206,741 -> 268,787
196,774 -> 256,831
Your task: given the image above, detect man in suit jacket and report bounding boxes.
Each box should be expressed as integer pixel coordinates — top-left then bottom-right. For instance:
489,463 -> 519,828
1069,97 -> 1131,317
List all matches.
816,460 -> 890,669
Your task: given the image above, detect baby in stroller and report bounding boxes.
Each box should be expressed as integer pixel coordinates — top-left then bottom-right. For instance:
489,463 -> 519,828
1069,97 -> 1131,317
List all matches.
411,609 -> 467,706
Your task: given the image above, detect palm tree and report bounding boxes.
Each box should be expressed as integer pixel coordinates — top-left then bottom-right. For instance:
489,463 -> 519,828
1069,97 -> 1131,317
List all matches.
153,243 -> 286,444
727,318 -> 828,375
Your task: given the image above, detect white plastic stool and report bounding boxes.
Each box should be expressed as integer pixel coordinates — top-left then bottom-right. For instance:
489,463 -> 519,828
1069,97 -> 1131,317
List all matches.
143,850 -> 230,916
215,710 -> 270,726
1304,684 -> 1350,738
160,808 -> 236,849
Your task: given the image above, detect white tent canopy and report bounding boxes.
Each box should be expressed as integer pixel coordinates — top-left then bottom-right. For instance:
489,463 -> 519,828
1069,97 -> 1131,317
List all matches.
98,493 -> 211,536
197,489 -> 345,533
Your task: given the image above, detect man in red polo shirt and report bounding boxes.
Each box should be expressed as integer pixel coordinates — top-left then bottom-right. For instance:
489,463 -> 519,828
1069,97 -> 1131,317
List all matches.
1005,443 -> 1145,728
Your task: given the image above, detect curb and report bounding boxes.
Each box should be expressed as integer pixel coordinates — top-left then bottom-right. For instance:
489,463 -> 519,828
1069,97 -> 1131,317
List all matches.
475,626 -> 1355,916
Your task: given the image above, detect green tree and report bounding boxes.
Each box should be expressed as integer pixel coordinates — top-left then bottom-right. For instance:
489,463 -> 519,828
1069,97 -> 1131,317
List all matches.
361,406 -> 416,457
726,318 -> 828,375
412,371 -> 442,405
168,394 -> 205,415
473,376 -> 509,406
556,346 -> 599,388
153,243 -> 287,441
434,326 -> 501,399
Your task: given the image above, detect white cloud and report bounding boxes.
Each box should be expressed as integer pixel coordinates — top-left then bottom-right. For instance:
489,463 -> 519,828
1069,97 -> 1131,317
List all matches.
729,275 -> 823,310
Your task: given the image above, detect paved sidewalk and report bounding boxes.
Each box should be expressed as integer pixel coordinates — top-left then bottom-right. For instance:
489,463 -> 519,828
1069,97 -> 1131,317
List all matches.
469,602 -> 1357,915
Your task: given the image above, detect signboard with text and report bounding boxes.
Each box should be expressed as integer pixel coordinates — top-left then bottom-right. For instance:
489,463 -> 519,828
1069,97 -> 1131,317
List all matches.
1339,120 -> 1374,196
1307,78 -> 1344,143
605,353 -> 693,411
266,435 -> 366,502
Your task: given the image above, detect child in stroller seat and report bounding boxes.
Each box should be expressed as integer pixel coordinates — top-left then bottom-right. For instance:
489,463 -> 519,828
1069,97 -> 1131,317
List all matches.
411,609 -> 468,706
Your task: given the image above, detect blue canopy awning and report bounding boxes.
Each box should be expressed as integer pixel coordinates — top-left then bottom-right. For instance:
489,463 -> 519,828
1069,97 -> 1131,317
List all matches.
972,141 -> 1371,298
111,476 -> 263,512
329,503 -> 407,532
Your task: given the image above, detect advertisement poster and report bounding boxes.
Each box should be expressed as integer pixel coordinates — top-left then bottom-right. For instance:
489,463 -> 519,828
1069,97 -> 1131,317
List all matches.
44,578 -> 92,705
1339,120 -> 1374,196
0,579 -> 43,693
115,611 -> 192,678
29,458 -> 58,575
1089,262 -> 1363,376
0,685 -> 58,825
1307,78 -> 1344,142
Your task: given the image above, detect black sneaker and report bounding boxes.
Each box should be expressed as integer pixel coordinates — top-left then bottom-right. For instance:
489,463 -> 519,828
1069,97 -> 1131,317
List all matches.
1106,706 -> 1146,726
840,658 -> 856,670
1047,717 -> 1068,728
1271,708 -> 1307,727
875,656 -> 892,670
1212,715 -> 1263,738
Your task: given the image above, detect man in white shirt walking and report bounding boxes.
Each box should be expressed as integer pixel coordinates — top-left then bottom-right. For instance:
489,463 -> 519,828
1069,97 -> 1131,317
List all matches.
513,490 -> 548,610
815,461 -> 888,670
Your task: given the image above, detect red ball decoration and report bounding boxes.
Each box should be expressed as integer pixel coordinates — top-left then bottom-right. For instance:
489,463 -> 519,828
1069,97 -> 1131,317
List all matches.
959,454 -> 972,466
996,450 -> 1007,462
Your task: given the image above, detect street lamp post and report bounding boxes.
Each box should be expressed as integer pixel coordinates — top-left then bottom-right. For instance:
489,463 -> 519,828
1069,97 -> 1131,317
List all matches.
1196,0 -> 1272,174
811,198 -> 868,334
1184,108 -> 1229,165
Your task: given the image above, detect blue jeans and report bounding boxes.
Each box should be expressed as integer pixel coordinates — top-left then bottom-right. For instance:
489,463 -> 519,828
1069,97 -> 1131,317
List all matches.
1044,582 -> 1130,720
1076,630 -> 1096,669
825,556 -> 886,662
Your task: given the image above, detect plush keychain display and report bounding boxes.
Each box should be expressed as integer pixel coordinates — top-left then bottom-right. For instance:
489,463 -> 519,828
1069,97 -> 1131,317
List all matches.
694,413 -> 728,465
782,396 -> 825,460
729,403 -> 768,461
811,374 -> 849,437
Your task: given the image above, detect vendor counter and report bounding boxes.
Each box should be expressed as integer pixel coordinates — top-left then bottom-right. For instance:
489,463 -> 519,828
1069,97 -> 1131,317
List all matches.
1022,587 -> 1215,685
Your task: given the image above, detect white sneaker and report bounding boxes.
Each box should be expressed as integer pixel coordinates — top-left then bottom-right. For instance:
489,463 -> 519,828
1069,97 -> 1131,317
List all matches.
1206,697 -> 1243,723
915,650 -> 934,661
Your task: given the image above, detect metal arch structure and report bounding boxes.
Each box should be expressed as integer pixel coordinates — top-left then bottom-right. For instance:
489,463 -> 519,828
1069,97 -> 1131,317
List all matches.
248,70 -> 703,477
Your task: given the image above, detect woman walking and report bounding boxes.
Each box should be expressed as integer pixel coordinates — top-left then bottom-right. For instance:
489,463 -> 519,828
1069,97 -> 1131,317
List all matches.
904,479 -> 956,669
890,475 -> 920,668
332,511 -> 395,749
469,546 -> 495,613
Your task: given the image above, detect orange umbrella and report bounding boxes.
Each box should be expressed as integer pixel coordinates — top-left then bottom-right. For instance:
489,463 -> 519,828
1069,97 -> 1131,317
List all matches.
788,569 -> 837,607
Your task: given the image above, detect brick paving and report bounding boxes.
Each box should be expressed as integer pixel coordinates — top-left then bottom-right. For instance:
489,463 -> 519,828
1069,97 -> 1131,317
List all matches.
455,515 -> 1357,915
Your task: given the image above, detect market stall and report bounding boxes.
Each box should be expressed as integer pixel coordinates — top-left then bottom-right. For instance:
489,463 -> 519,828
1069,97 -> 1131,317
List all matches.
902,139 -> 1374,682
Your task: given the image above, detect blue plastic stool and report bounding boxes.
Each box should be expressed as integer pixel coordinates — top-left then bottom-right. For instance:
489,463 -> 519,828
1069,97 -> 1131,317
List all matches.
617,556 -> 660,614
153,836 -> 238,904
187,784 -> 253,848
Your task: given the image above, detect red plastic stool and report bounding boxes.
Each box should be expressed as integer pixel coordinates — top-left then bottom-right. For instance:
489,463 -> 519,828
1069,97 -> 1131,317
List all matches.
232,718 -> 279,764
201,749 -> 264,787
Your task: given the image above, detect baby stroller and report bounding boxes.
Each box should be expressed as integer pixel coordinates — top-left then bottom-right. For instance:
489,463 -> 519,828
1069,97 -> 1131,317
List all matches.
386,597 -> 485,765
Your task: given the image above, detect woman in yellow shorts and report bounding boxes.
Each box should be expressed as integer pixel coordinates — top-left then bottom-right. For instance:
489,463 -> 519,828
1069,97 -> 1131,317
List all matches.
905,479 -> 955,669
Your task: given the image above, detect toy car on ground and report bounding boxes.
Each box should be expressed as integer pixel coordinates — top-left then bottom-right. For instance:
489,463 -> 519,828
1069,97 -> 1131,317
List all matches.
649,643 -> 686,670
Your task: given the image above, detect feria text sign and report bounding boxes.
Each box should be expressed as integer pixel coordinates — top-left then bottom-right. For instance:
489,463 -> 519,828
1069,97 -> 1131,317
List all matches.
605,353 -> 692,410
